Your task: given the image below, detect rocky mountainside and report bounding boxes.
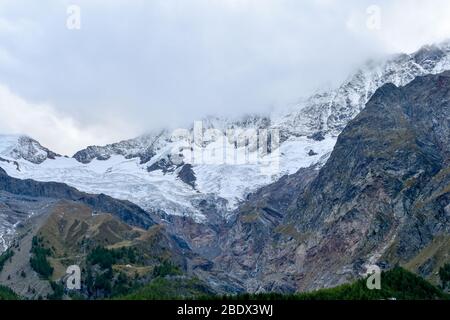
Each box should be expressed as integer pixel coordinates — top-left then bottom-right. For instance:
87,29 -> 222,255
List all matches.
73,43 -> 450,162
1,43 -> 450,299
0,198 -> 235,299
2,43 -> 450,226
216,71 -> 450,293
0,191 -> 56,253
0,167 -> 156,231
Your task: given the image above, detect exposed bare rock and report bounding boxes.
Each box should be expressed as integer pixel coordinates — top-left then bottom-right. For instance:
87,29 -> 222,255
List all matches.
217,71 -> 450,293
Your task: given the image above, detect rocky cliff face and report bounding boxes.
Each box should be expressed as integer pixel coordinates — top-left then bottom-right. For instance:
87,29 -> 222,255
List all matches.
216,71 -> 450,293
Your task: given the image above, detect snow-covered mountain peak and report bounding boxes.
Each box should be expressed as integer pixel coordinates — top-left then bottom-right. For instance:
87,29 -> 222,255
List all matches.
72,130 -> 170,164
0,134 -> 60,165
73,114 -> 272,166
272,41 -> 450,140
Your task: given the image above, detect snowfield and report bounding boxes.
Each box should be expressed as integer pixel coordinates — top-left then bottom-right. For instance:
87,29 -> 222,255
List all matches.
0,135 -> 336,222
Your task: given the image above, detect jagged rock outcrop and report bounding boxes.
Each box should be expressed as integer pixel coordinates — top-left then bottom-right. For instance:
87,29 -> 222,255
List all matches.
73,132 -> 166,164
0,135 -> 60,164
177,164 -> 197,189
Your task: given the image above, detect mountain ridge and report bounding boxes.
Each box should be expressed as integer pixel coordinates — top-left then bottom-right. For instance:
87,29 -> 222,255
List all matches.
2,42 -> 450,226
215,71 -> 450,293
0,50 -> 450,299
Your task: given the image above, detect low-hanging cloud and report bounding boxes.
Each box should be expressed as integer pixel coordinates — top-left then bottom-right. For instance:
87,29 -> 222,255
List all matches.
0,0 -> 450,154
0,84 -> 135,155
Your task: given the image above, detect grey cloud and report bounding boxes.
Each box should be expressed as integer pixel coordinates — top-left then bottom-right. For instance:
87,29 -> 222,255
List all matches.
0,0 -> 449,154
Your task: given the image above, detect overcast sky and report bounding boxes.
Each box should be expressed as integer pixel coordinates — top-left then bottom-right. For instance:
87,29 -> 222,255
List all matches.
1,0 -> 450,155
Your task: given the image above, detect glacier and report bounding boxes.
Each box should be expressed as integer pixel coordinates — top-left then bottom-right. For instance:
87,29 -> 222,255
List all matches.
1,41 -> 450,225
